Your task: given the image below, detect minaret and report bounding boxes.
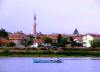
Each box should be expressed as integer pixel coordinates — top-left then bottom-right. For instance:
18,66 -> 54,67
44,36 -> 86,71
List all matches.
33,13 -> 37,35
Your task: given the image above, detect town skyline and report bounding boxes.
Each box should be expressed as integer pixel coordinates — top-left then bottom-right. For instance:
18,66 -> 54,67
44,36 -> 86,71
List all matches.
0,0 -> 100,34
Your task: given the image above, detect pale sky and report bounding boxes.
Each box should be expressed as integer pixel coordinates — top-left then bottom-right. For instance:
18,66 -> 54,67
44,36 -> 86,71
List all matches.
0,0 -> 100,34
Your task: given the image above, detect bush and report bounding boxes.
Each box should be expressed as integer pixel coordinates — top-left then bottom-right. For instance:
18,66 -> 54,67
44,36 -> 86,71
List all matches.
71,41 -> 77,47
3,49 -> 10,56
91,39 -> 100,48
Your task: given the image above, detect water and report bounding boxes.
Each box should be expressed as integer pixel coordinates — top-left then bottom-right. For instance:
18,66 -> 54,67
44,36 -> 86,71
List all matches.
0,57 -> 100,72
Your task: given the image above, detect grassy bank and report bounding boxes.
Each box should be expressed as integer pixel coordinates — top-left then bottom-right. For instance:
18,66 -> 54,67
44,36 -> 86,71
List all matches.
0,49 -> 100,57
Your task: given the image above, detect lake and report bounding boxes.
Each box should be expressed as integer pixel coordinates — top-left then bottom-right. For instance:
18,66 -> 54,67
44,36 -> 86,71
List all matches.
0,57 -> 100,72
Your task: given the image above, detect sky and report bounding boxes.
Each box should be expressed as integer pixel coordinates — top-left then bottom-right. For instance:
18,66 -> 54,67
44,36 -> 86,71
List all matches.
0,0 -> 100,34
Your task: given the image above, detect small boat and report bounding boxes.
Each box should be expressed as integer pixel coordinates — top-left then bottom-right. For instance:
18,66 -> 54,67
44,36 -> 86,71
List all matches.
33,59 -> 62,63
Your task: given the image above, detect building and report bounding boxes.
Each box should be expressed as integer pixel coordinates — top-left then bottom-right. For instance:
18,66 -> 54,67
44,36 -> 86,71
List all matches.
47,34 -> 58,44
82,34 -> 94,47
9,31 -> 27,47
0,39 -> 12,46
73,28 -> 79,36
73,34 -> 83,43
82,34 -> 100,47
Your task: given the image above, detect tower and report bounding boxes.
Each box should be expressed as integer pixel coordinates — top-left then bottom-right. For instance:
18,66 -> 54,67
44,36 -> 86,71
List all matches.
33,13 -> 37,35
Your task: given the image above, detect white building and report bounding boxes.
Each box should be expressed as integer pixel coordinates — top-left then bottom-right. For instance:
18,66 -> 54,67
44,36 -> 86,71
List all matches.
82,34 -> 94,47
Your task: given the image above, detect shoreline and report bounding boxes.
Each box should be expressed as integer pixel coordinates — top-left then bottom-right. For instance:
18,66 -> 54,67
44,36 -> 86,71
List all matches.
0,53 -> 100,57
0,48 -> 100,57
1,56 -> 100,60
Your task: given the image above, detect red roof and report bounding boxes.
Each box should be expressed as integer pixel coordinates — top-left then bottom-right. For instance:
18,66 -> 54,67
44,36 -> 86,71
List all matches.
48,35 -> 57,39
73,35 -> 83,41
47,34 -> 58,40
0,39 -> 12,44
33,39 -> 44,43
9,32 -> 27,40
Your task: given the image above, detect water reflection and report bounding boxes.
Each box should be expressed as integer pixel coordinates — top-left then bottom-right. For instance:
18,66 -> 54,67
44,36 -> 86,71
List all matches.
0,57 -> 100,72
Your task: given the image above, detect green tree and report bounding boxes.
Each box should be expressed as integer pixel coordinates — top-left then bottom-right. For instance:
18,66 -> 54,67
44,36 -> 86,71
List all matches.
91,39 -> 100,48
71,41 -> 77,47
69,37 -> 77,47
57,34 -> 62,44
25,35 -> 34,46
6,42 -> 16,47
62,37 -> 68,47
57,34 -> 67,47
0,28 -> 8,38
59,38 -> 67,47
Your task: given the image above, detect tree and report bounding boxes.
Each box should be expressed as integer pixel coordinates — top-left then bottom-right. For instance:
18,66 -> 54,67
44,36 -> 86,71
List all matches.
57,34 -> 62,44
59,37 -> 67,47
69,37 -> 74,42
6,42 -> 16,47
0,28 -> 8,38
71,41 -> 77,47
25,35 -> 34,46
91,39 -> 100,48
62,37 -> 68,47
57,34 -> 67,47
69,37 -> 77,47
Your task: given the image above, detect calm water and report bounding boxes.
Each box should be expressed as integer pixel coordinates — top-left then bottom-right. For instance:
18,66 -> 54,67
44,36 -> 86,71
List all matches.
0,57 -> 100,72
